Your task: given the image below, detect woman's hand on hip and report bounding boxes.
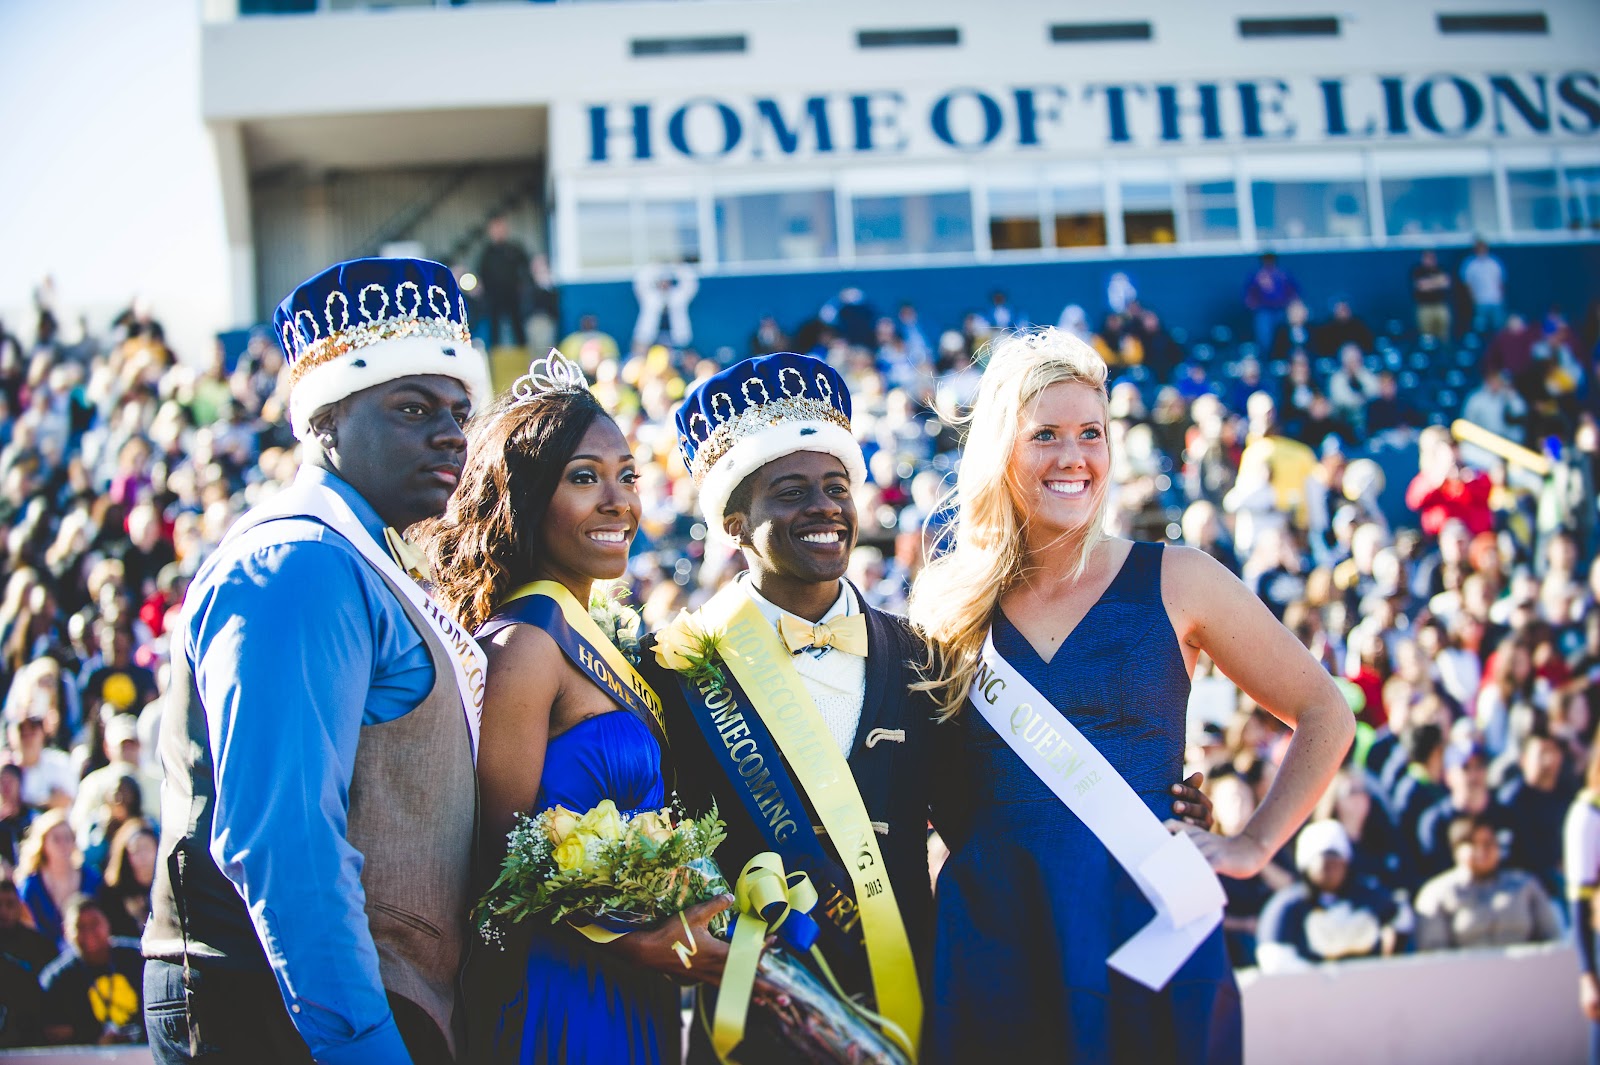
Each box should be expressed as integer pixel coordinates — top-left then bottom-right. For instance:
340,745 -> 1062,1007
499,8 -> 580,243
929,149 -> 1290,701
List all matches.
1167,822 -> 1271,880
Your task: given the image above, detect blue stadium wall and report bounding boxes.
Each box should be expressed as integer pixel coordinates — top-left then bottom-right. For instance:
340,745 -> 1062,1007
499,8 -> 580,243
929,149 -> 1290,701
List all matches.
558,241 -> 1600,355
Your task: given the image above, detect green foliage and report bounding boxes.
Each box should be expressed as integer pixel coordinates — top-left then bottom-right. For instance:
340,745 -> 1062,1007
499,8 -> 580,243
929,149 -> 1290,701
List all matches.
474,800 -> 728,948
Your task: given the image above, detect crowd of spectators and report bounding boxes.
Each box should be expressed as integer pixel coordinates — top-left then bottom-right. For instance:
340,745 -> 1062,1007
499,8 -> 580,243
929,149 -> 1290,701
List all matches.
0,243 -> 1597,1046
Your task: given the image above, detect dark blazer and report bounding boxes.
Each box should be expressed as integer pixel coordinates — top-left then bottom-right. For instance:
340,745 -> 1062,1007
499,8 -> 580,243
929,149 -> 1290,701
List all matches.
640,583 -> 936,998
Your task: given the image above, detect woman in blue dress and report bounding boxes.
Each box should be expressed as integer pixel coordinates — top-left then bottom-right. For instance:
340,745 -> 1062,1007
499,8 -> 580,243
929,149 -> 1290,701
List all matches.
910,328 -> 1354,1063
421,358 -> 730,1064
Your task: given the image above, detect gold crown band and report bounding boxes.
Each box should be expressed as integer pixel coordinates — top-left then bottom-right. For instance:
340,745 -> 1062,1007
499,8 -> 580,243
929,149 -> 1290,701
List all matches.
287,316 -> 472,387
688,397 -> 852,485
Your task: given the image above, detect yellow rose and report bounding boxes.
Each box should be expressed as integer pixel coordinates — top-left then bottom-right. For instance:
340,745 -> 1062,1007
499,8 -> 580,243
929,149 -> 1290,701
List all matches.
653,610 -> 708,673
546,806 -> 580,845
629,810 -> 674,845
552,835 -> 588,873
576,799 -> 623,841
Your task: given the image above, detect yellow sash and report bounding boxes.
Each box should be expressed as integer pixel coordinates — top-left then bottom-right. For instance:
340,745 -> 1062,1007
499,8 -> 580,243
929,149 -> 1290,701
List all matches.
503,581 -> 667,740
698,584 -> 922,1059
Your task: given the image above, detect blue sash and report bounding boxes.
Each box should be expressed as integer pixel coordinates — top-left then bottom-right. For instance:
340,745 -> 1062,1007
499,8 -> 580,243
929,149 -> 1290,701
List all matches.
674,667 -> 870,969
486,588 -> 670,755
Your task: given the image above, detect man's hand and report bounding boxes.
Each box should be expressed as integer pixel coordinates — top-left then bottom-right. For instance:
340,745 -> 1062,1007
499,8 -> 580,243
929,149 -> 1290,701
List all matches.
1581,973 -> 1600,1022
1169,772 -> 1214,830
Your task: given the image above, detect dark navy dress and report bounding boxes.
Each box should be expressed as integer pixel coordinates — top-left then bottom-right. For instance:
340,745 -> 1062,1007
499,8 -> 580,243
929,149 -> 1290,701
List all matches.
468,608 -> 680,1064
930,541 -> 1241,1064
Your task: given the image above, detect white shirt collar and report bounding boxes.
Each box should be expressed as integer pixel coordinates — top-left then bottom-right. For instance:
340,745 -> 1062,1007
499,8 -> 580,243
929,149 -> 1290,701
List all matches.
740,575 -> 856,632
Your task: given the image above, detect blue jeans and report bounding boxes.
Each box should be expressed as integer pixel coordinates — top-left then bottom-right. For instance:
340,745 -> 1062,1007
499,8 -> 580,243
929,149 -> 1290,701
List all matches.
145,958 -> 453,1064
1473,302 -> 1506,336
1253,308 -> 1285,355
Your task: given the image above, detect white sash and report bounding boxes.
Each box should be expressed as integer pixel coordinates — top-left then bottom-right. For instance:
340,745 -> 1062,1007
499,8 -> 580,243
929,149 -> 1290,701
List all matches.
224,474 -> 486,761
971,631 -> 1224,990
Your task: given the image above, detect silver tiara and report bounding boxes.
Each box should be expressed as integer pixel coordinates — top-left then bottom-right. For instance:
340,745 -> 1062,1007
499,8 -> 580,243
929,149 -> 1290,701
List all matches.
511,348 -> 589,404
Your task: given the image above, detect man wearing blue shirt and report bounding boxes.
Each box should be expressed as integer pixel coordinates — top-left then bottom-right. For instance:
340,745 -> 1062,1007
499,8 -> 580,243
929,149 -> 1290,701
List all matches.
143,258 -> 491,1064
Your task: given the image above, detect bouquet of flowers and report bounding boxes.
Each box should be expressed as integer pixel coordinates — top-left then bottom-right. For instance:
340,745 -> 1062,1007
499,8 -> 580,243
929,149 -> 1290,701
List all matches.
476,797 -> 911,1065
474,798 -> 727,947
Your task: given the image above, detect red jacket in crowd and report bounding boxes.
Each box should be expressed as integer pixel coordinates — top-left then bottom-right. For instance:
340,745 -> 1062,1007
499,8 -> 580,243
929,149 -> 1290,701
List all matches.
1404,470 -> 1494,537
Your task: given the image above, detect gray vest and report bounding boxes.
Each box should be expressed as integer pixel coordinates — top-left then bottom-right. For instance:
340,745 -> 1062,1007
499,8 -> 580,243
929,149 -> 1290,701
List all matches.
145,519 -> 477,1054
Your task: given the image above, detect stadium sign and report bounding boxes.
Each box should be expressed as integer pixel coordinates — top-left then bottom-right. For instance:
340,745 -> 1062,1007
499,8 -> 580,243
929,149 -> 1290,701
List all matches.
578,70 -> 1600,165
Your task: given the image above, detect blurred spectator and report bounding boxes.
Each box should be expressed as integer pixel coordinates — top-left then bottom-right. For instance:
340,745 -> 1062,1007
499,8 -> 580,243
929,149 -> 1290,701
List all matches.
1462,239 -> 1508,336
0,880 -> 50,1048
749,313 -> 790,357
476,214 -> 531,348
1406,427 -> 1492,537
1091,312 -> 1142,367
1410,250 -> 1454,340
5,712 -> 74,812
1498,726 -> 1574,898
1413,813 -> 1560,951
557,313 -> 620,366
1328,345 -> 1381,433
1415,742 -> 1506,881
1056,303 -> 1092,344
0,763 -> 33,868
1312,300 -> 1376,358
15,810 -> 99,951
1462,369 -> 1528,449
1256,820 -> 1399,971
68,714 -> 156,849
1485,314 -> 1537,386
526,253 -> 560,353
632,261 -> 698,352
38,895 -> 143,1045
94,818 -> 156,939
1269,299 -> 1313,362
1244,253 -> 1301,356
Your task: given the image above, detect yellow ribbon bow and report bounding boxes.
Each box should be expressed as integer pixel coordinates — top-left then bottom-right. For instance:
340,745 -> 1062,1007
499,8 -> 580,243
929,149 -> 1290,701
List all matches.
777,613 -> 868,657
711,852 -> 913,1063
383,527 -> 432,582
713,853 -> 820,1061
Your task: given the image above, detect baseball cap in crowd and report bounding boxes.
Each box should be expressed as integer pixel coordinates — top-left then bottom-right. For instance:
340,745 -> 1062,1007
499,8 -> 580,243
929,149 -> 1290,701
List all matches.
1294,819 -> 1353,873
105,715 -> 140,750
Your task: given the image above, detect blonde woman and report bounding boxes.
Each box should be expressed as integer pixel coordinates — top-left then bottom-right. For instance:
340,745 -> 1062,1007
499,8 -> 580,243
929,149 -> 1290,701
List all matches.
910,327 -> 1352,1063
15,808 -> 100,951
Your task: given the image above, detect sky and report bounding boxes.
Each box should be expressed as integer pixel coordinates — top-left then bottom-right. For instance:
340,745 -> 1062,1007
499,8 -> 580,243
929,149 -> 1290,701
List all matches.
0,0 -> 232,363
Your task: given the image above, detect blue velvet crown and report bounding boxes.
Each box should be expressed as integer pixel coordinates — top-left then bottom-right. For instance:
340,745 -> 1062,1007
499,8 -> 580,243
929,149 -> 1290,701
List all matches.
273,257 -> 471,385
675,352 -> 853,483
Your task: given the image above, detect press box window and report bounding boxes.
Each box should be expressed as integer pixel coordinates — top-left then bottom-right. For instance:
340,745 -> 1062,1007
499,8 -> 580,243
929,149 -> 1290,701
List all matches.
851,192 -> 974,258
1121,182 -> 1177,245
1182,180 -> 1240,242
1251,179 -> 1370,241
1567,167 -> 1600,231
1380,175 -> 1497,237
641,200 -> 701,265
1052,185 -> 1107,248
988,188 -> 1044,251
715,190 -> 838,264
575,202 -> 633,270
1507,169 -> 1563,231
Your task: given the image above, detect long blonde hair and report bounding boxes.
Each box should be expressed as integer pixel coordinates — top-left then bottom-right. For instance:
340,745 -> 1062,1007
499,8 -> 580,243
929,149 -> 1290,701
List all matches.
908,327 -> 1110,718
16,808 -> 79,878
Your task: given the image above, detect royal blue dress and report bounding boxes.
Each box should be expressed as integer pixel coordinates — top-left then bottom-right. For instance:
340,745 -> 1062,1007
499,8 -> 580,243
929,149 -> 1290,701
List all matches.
930,542 -> 1241,1064
472,708 -> 680,1065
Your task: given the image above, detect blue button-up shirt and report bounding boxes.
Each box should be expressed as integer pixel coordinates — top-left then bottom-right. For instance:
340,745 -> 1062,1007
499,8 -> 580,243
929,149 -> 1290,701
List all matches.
185,466 -> 434,1064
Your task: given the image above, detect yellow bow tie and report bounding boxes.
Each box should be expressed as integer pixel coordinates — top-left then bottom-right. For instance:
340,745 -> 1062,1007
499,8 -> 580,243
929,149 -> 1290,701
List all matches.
777,613 -> 868,657
383,527 -> 432,582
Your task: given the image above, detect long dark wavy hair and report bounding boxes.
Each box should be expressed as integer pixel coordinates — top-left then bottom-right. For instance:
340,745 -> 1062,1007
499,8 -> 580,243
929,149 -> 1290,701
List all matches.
416,388 -> 606,632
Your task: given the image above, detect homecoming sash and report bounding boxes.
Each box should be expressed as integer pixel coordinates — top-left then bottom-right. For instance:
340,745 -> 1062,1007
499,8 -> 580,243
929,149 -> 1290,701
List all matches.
226,473 -> 487,760
500,581 -> 668,754
673,658 -> 866,968
698,584 -> 922,1059
972,631 -> 1225,990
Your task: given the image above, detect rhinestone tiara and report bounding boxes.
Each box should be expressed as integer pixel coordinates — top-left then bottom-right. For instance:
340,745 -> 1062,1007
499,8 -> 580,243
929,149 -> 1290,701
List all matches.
511,349 -> 589,404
